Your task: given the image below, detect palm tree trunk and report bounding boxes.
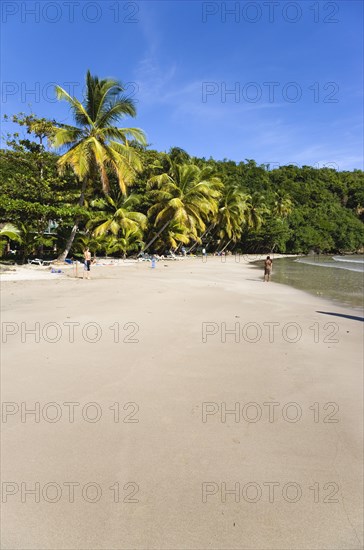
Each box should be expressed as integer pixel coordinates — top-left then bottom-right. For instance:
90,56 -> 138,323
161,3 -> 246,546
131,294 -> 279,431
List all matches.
140,220 -> 170,255
188,223 -> 215,253
220,238 -> 233,253
57,224 -> 79,262
270,242 -> 277,260
57,179 -> 88,261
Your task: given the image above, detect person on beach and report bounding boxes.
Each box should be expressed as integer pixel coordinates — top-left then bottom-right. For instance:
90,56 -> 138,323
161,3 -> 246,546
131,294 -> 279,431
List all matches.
83,248 -> 91,280
264,255 -> 273,282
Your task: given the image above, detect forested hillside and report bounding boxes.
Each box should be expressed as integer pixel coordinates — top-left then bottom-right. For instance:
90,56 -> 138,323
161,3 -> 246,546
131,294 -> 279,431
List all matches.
1,114 -> 363,260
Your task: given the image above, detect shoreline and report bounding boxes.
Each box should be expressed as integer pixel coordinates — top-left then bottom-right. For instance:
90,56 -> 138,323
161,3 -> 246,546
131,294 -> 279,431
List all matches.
1,253 -> 362,314
0,253 -> 301,282
251,255 -> 363,312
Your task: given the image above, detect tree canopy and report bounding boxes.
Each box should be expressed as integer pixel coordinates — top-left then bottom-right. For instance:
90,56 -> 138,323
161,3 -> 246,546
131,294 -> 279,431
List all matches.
1,101 -> 363,261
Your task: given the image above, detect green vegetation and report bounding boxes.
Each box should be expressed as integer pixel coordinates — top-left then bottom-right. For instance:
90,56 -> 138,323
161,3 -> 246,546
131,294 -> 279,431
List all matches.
51,70 -> 146,260
1,72 -> 363,261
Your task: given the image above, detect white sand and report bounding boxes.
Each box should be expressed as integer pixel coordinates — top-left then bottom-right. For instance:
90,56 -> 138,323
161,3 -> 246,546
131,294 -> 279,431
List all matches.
0,259 -> 142,281
1,256 -> 363,549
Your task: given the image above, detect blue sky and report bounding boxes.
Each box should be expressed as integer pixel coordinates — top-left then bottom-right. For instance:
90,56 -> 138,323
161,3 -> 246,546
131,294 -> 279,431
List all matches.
1,0 -> 363,170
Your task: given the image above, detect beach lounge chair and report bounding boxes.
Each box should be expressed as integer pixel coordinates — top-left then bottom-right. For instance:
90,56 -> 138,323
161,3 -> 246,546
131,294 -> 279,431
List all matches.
28,258 -> 53,266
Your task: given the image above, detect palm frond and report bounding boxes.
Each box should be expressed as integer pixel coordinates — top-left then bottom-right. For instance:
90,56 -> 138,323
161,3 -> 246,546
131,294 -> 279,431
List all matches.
55,85 -> 93,127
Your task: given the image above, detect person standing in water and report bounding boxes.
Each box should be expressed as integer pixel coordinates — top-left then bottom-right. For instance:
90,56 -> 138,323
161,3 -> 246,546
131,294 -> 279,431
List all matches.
83,248 -> 92,280
264,255 -> 273,282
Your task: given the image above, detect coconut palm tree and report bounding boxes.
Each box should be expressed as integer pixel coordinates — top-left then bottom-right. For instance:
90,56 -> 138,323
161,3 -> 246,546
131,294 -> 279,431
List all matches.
245,192 -> 269,230
0,222 -> 54,263
105,229 -> 144,258
88,193 -> 147,239
0,223 -> 21,257
0,223 -> 22,242
216,186 -> 250,250
51,70 -> 146,260
187,221 -> 216,253
144,163 -> 222,253
73,232 -> 107,258
273,192 -> 293,218
152,219 -> 190,252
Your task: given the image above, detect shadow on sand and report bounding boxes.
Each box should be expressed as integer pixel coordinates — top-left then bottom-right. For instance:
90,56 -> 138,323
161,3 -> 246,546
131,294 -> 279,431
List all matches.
316,311 -> 364,322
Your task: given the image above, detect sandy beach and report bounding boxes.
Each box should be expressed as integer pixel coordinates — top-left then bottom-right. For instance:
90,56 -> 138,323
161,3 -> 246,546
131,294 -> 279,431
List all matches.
1,256 -> 363,549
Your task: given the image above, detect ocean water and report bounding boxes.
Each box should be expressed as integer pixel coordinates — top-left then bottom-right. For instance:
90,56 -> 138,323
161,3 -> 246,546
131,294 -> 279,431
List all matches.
253,255 -> 364,310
